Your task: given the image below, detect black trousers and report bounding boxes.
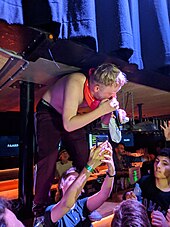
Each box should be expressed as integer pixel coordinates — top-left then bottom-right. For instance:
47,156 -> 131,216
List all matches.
33,100 -> 89,216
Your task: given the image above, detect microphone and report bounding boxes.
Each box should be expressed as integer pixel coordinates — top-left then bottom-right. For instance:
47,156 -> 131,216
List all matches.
110,97 -> 129,128
113,110 -> 122,129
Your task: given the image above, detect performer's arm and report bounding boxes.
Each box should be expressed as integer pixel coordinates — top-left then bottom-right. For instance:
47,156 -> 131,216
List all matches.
101,113 -> 112,125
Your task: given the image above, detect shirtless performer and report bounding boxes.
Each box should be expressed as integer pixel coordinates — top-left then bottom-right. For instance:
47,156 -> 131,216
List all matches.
33,63 -> 127,219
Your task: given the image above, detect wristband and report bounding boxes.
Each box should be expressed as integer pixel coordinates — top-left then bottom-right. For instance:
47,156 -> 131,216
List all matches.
85,164 -> 94,173
106,171 -> 116,178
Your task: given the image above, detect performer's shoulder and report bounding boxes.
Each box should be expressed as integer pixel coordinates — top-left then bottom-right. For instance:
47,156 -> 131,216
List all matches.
68,72 -> 87,83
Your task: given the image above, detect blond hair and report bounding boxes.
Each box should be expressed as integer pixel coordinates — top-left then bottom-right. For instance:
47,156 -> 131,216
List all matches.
90,63 -> 127,87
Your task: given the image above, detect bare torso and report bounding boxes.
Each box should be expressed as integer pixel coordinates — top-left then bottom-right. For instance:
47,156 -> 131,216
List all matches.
42,73 -> 89,114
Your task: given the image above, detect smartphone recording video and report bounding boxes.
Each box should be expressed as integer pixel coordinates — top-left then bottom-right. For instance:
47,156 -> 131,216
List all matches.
96,135 -> 109,147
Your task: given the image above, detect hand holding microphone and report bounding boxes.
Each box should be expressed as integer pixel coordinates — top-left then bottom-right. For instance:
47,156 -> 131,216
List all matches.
109,98 -> 129,143
110,97 -> 129,127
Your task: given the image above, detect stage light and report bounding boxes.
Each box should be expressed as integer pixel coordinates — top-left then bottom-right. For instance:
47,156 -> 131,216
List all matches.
48,34 -> 54,40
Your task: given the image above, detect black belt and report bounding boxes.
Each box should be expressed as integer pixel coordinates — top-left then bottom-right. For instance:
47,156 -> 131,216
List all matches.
37,99 -> 58,113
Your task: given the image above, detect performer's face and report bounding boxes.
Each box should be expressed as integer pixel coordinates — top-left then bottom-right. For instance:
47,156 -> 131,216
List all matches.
93,83 -> 121,101
154,156 -> 170,180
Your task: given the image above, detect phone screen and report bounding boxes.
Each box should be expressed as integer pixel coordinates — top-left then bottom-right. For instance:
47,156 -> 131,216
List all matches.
96,135 -> 108,146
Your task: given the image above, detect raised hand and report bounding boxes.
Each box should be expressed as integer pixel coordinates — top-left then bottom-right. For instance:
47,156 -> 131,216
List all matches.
160,121 -> 170,141
125,191 -> 137,200
87,141 -> 109,170
100,141 -> 115,176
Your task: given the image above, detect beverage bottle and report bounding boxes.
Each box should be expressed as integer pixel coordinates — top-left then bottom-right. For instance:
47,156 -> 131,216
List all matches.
133,183 -> 142,203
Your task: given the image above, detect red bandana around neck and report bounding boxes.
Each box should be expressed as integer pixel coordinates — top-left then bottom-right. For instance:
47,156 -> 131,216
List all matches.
84,79 -> 100,110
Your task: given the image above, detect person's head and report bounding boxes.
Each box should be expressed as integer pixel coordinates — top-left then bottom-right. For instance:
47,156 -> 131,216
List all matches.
154,148 -> 170,180
112,199 -> 151,227
0,197 -> 24,227
154,140 -> 165,153
59,167 -> 79,195
59,149 -> 70,162
148,153 -> 155,161
115,143 -> 125,154
89,63 -> 127,100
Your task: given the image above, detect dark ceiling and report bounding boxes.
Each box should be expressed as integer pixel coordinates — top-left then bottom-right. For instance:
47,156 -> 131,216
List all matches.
0,20 -> 170,119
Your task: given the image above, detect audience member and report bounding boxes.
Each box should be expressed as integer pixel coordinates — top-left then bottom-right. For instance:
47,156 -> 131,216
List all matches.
125,147 -> 170,226
113,143 -> 143,171
43,141 -> 115,226
113,143 -> 131,190
33,63 -> 127,218
113,143 -> 129,171
112,199 -> 151,227
141,120 -> 170,177
56,149 -> 73,178
54,149 -> 73,203
0,197 -> 24,227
